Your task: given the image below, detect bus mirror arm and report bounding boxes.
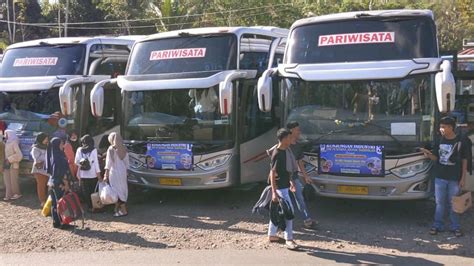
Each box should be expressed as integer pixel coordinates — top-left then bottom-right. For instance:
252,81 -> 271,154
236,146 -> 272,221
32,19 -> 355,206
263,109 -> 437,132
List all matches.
219,71 -> 249,115
59,76 -> 108,116
90,78 -> 117,118
435,60 -> 456,113
257,68 -> 276,112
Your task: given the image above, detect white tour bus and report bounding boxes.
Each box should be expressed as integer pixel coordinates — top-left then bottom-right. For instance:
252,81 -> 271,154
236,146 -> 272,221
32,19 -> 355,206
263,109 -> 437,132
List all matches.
91,27 -> 288,189
258,10 -> 456,199
0,36 -> 141,175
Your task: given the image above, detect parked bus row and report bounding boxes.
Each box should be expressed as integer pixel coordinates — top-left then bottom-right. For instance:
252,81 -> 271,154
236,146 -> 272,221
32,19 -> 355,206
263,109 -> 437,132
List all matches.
1,9 -> 473,200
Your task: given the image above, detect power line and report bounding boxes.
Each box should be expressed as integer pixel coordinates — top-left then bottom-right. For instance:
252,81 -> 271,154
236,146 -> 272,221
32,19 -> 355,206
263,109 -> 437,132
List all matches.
0,3 -> 292,27
0,6 -> 292,31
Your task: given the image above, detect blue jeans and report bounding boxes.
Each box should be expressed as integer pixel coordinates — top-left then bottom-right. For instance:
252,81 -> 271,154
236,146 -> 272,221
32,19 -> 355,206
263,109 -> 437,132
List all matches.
293,177 -> 311,221
268,188 -> 294,240
433,178 -> 461,231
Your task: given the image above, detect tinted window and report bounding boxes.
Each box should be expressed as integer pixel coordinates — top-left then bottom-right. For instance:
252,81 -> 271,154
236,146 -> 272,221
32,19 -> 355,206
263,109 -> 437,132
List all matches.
287,17 -> 437,64
128,34 -> 237,75
0,44 -> 86,77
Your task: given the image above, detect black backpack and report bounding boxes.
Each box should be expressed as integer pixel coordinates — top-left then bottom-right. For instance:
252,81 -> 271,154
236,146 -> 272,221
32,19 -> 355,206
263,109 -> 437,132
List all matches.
79,151 -> 91,171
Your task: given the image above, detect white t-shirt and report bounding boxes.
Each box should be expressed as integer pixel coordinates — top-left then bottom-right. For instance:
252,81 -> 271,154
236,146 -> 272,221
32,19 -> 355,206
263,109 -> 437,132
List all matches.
75,147 -> 100,179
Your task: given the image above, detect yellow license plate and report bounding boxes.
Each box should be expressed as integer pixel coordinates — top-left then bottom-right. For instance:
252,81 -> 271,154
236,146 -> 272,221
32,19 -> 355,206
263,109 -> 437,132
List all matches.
159,178 -> 182,186
337,185 -> 369,195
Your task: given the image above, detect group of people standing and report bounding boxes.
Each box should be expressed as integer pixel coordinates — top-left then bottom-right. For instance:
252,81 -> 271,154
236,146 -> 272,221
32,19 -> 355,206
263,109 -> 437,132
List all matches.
1,129 -> 130,229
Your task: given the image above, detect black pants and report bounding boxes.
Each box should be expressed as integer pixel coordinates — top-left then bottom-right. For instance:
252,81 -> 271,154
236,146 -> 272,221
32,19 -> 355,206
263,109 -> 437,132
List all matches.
81,178 -> 98,209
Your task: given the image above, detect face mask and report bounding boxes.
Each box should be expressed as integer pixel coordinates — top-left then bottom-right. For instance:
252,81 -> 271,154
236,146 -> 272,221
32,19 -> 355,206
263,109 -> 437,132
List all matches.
70,137 -> 78,142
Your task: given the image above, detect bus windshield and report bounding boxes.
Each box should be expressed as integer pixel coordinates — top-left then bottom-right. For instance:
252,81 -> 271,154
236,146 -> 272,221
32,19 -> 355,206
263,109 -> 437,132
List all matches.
122,88 -> 233,142
285,74 -> 435,154
0,44 -> 86,77
0,88 -> 61,133
287,16 -> 437,64
127,34 -> 237,75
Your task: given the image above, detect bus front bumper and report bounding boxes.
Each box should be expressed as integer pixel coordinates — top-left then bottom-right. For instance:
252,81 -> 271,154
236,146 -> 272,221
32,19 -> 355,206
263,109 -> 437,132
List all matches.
310,173 -> 432,200
127,168 -> 233,190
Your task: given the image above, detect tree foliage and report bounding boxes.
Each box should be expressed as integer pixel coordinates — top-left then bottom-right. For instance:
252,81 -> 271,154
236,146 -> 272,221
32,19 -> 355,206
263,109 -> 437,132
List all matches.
0,0 -> 472,52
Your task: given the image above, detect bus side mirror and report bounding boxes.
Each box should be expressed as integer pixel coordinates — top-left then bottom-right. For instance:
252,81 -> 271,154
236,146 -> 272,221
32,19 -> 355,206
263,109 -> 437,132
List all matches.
59,86 -> 73,116
91,78 -> 117,117
219,80 -> 233,115
435,60 -> 455,113
257,69 -> 275,112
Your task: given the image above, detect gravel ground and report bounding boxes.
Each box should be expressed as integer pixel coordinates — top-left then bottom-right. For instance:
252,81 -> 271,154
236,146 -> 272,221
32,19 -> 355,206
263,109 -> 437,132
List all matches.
1,179 -> 473,259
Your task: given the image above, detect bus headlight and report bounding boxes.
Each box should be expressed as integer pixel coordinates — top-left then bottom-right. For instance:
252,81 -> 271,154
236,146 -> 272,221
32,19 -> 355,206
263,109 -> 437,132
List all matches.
390,160 -> 432,179
197,154 -> 231,171
303,161 -> 317,174
129,155 -> 146,169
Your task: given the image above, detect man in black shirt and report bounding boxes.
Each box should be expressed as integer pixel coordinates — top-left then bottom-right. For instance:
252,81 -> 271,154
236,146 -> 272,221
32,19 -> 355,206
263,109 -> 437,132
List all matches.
420,116 -> 468,237
268,128 -> 298,250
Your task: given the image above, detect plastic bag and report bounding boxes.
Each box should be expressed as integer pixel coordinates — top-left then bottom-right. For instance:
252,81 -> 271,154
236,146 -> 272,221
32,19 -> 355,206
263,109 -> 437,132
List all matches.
41,195 -> 52,217
100,182 -> 118,205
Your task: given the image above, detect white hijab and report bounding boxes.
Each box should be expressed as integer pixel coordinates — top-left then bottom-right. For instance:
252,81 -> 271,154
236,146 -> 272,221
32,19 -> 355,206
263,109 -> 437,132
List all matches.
108,132 -> 127,161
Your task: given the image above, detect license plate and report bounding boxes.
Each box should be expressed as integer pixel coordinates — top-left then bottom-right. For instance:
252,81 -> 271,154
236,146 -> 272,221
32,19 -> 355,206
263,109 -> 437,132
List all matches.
337,185 -> 369,195
159,178 -> 182,186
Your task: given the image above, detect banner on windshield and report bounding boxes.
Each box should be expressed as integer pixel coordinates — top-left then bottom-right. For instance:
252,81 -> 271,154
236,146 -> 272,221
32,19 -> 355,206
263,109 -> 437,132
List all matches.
319,144 -> 384,176
318,32 -> 395,46
146,143 -> 193,170
13,57 -> 58,67
149,48 -> 206,61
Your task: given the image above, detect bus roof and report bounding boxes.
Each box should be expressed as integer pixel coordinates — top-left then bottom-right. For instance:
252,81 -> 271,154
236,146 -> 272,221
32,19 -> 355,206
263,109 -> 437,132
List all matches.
139,27 -> 289,43
6,35 -> 144,50
291,9 -> 434,29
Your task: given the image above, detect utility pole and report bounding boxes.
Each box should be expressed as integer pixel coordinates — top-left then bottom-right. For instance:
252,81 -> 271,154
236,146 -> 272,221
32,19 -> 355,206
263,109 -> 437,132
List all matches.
64,0 -> 69,37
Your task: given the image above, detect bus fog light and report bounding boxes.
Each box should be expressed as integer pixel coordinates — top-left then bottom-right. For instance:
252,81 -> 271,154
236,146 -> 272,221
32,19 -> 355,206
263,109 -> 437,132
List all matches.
319,185 -> 325,190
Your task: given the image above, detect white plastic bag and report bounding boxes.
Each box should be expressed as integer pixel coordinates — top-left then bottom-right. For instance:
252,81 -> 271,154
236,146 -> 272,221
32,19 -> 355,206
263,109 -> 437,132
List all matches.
100,182 -> 118,205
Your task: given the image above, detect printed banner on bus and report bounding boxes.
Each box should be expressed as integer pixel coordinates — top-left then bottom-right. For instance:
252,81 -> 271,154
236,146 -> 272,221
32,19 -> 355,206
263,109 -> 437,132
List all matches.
146,143 -> 193,170
149,48 -> 206,61
318,32 -> 395,46
13,57 -> 58,67
19,136 -> 35,160
319,144 -> 384,176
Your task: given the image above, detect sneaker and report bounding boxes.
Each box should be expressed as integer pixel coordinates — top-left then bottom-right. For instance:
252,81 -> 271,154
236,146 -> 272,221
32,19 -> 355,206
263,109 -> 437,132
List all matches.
285,240 -> 299,250
304,219 -> 317,229
10,194 -> 22,200
429,227 -> 439,235
268,236 -> 284,243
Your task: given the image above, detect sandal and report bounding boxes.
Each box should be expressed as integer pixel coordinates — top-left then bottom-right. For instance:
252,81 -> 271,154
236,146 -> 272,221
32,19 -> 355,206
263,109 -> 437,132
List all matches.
113,210 -> 128,217
10,194 -> 22,200
454,229 -> 463,237
285,240 -> 299,250
3,197 -> 10,201
429,227 -> 439,235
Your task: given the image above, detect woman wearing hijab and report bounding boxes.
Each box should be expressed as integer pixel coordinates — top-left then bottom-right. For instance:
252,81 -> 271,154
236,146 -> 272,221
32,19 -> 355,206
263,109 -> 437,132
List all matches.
46,137 -> 70,228
30,133 -> 49,206
3,129 -> 23,201
75,134 -> 101,211
104,132 -> 129,217
68,130 -> 80,154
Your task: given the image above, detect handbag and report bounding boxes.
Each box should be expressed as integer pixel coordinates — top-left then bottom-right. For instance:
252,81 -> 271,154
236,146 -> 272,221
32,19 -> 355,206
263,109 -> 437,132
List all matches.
452,191 -> 472,214
91,182 -> 105,209
100,182 -> 118,205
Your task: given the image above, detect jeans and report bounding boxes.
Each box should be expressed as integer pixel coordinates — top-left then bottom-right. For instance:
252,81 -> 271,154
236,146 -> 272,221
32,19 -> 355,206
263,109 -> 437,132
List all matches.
268,188 -> 294,241
293,177 -> 311,221
433,178 -> 461,231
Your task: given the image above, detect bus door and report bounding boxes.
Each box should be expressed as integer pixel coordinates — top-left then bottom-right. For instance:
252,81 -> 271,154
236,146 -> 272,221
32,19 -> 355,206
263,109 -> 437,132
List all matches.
451,54 -> 474,191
